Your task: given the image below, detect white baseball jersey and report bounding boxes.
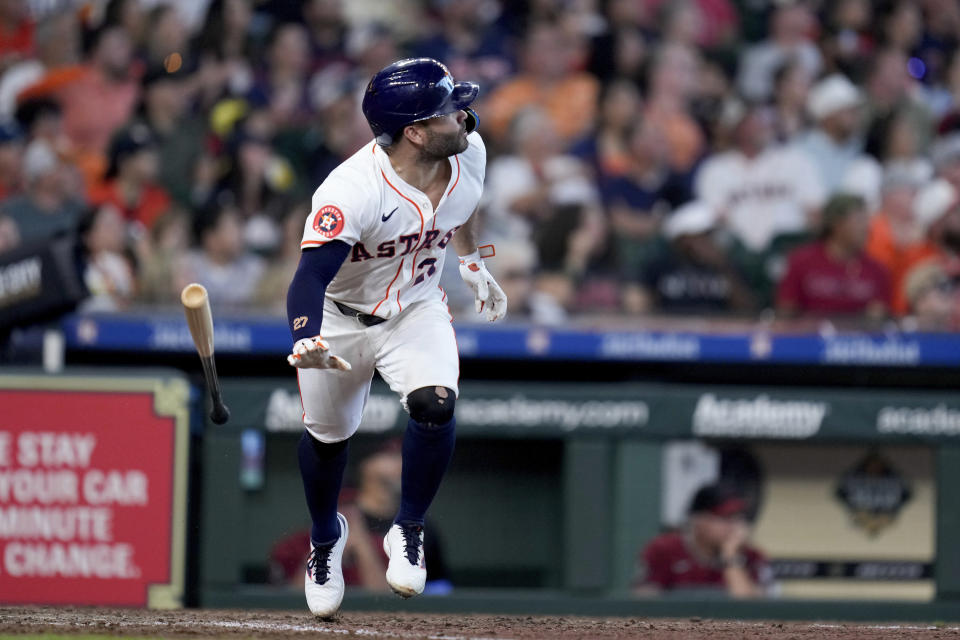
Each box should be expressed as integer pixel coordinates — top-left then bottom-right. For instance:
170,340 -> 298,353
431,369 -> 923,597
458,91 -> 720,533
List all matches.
695,145 -> 826,252
300,132 -> 486,319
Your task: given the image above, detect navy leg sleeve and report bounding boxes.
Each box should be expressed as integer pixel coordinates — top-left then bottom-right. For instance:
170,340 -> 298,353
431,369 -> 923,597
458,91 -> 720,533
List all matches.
396,417 -> 456,526
298,431 -> 349,545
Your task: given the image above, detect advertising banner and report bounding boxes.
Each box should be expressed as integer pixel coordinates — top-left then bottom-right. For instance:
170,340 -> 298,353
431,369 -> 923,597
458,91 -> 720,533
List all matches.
0,373 -> 190,608
221,379 -> 960,444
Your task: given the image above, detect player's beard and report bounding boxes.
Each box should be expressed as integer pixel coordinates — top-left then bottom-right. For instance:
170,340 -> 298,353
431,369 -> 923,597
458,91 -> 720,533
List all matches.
419,126 -> 469,161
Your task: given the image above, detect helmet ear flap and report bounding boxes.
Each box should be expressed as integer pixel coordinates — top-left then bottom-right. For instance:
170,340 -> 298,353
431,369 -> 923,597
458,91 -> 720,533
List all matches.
464,108 -> 479,134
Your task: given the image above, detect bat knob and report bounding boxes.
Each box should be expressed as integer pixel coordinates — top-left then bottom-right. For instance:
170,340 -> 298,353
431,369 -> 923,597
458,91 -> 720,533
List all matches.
210,402 -> 231,425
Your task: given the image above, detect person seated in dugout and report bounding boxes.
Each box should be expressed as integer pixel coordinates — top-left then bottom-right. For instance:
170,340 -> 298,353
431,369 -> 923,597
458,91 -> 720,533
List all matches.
635,484 -> 773,598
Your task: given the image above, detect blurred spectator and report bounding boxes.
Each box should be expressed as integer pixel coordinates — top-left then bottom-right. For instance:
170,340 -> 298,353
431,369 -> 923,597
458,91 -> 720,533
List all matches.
777,193 -> 890,319
800,74 -> 880,204
692,55 -> 737,150
303,0 -> 348,69
587,2 -> 647,85
89,123 -> 171,230
484,108 -> 605,308
914,0 -> 960,85
78,203 -> 135,312
141,4 -> 190,69
866,168 -> 931,315
0,138 -> 83,244
603,118 -> 671,277
411,0 -> 512,90
903,260 -> 960,330
899,198 -> 960,312
644,42 -> 704,175
864,48 -> 932,151
696,102 -> 824,254
771,59 -> 812,143
653,0 -> 738,50
177,201 -> 265,309
56,24 -> 139,181
481,240 -> 567,325
636,484 -> 772,598
484,19 -> 599,146
0,119 -> 24,200
931,132 -> 960,199
926,49 -> 960,121
137,65 -> 207,208
136,207 -> 189,304
864,108 -> 933,188
0,212 -> 17,253
624,201 -> 755,315
0,0 -> 33,74
879,0 -> 922,55
250,22 -> 312,128
737,2 -> 821,102
0,11 -> 79,120
102,0 -> 147,48
571,78 -> 641,185
344,22 -> 401,84
821,0 -> 874,77
254,201 -> 308,311
215,108 -> 296,248
193,0 -> 256,102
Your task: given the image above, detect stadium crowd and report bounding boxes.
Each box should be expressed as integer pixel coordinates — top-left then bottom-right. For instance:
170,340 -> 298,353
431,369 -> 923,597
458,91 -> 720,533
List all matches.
0,0 -> 960,328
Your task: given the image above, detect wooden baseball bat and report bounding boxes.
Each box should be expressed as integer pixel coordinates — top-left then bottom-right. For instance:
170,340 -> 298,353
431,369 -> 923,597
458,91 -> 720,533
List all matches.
180,283 -> 230,424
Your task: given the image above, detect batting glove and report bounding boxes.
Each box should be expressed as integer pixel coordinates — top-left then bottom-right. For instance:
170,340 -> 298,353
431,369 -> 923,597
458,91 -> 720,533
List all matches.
458,250 -> 508,322
287,336 -> 352,370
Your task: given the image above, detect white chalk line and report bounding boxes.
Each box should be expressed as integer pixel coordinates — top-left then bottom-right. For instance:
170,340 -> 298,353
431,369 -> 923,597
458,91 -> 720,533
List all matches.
812,623 -> 960,632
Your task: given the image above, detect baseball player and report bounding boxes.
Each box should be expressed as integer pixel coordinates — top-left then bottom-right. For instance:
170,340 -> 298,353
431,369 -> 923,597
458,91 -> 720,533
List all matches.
285,58 -> 507,618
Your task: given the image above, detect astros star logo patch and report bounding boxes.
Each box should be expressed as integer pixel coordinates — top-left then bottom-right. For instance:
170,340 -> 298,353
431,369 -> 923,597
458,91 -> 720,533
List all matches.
312,205 -> 345,239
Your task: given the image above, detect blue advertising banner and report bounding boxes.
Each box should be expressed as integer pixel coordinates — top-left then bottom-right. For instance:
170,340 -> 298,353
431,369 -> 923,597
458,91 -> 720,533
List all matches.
60,313 -> 960,367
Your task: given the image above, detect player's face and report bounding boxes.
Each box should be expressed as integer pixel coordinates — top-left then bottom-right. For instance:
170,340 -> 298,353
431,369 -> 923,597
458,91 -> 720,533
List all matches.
417,111 -> 470,159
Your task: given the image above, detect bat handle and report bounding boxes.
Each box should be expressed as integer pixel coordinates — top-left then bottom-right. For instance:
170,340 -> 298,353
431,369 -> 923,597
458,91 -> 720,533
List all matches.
200,355 -> 230,424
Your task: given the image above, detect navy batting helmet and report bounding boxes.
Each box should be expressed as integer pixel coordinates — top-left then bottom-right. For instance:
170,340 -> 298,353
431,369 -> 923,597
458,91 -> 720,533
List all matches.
362,58 -> 479,147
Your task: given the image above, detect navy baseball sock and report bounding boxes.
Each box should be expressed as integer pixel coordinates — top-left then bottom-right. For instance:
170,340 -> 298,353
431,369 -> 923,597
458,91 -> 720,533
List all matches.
297,431 -> 349,545
396,417 -> 456,526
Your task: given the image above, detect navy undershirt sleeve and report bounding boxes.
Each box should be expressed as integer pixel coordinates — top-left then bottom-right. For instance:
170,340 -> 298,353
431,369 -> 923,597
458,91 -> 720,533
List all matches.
286,240 -> 351,343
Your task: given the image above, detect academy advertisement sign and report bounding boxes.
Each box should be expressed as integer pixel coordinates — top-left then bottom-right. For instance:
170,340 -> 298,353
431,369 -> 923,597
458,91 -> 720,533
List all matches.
225,380 -> 960,442
692,394 -> 828,439
0,374 -> 189,608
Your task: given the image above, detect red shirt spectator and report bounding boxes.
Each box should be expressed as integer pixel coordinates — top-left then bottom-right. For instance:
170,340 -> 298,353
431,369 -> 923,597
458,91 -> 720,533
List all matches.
636,484 -> 772,597
641,531 -> 769,591
778,243 -> 891,315
56,26 -> 139,183
0,2 -> 33,61
778,194 -> 891,317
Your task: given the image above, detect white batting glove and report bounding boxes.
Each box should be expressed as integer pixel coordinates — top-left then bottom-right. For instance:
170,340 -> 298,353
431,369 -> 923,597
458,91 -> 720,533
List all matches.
287,336 -> 352,370
458,250 -> 508,322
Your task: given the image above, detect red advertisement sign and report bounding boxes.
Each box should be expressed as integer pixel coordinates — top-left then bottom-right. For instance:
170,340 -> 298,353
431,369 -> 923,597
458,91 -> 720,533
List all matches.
0,377 -> 189,607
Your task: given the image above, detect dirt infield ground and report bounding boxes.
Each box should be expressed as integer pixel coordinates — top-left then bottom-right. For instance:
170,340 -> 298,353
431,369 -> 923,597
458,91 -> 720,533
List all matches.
2,606 -> 960,640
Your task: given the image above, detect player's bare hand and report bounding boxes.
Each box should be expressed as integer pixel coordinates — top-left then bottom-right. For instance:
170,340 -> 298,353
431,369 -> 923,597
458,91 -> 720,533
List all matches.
287,336 -> 352,370
459,254 -> 508,322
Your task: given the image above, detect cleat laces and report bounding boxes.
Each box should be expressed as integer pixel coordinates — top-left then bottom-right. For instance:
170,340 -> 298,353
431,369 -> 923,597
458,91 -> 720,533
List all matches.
399,523 -> 423,566
307,542 -> 335,584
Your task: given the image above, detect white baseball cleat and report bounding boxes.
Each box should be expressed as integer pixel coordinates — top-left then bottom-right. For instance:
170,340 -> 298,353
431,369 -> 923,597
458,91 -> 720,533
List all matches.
383,522 -> 427,597
305,513 -> 349,618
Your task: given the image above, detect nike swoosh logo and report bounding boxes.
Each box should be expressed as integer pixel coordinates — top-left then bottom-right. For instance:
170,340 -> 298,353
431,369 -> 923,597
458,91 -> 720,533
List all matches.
381,207 -> 398,222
